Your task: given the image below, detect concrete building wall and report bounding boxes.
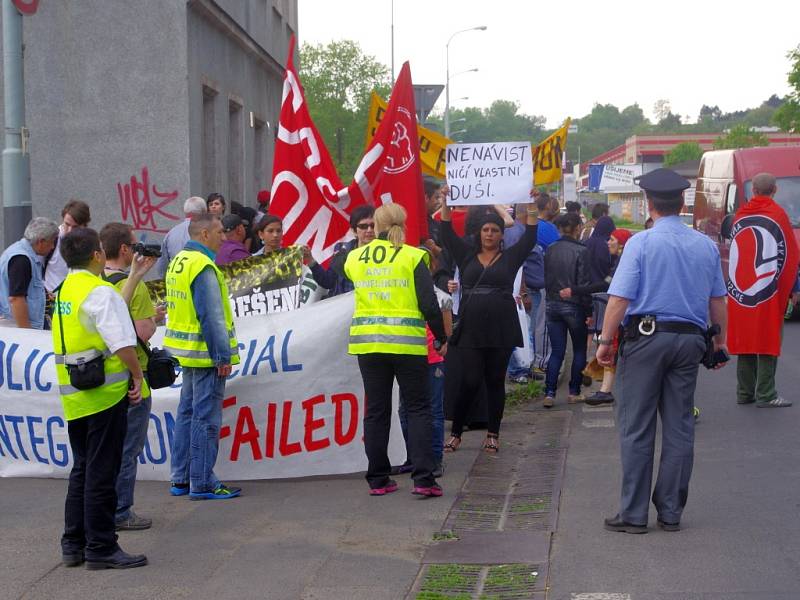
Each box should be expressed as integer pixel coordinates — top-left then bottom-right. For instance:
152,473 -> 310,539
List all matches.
0,0 -> 296,248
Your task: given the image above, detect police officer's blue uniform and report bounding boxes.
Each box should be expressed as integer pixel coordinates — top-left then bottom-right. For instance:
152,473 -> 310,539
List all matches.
605,169 -> 727,531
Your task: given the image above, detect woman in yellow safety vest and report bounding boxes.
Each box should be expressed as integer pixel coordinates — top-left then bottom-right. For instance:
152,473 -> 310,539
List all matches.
344,203 -> 448,497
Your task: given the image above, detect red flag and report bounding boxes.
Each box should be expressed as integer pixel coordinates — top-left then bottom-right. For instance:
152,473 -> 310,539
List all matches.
727,195 -> 800,355
270,37 -> 354,265
346,62 -> 428,246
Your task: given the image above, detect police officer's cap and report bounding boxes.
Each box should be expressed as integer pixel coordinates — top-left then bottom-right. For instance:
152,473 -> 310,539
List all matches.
634,168 -> 690,197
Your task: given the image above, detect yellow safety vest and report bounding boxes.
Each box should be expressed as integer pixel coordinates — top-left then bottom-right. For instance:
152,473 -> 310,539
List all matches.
344,239 -> 429,355
163,249 -> 240,368
52,271 -> 131,421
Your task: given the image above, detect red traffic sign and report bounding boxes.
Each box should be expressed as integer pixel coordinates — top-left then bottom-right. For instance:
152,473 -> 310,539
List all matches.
12,0 -> 39,15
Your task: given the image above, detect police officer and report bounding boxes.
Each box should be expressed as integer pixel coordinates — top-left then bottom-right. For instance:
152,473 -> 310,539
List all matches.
596,168 -> 729,533
345,203 -> 448,497
164,213 -> 242,500
52,228 -> 147,569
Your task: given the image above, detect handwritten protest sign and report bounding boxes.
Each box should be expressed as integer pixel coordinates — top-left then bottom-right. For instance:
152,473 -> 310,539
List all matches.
445,142 -> 532,206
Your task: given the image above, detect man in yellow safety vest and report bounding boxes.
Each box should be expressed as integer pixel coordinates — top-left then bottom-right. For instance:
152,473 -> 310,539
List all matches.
52,228 -> 148,570
163,213 -> 242,500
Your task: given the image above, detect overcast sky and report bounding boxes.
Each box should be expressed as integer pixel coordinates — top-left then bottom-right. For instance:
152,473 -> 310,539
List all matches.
298,0 -> 798,128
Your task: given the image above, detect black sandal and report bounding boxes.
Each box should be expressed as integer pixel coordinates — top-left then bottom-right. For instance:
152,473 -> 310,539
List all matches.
482,433 -> 499,453
444,435 -> 461,453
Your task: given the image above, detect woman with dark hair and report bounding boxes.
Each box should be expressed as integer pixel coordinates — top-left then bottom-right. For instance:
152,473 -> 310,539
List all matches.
253,214 -> 283,255
439,188 -> 538,453
303,205 -> 376,298
584,215 -> 616,283
206,193 -> 226,216
542,212 -> 592,408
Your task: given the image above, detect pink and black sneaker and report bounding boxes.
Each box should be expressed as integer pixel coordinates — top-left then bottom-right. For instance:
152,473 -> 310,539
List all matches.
369,480 -> 399,496
412,484 -> 443,497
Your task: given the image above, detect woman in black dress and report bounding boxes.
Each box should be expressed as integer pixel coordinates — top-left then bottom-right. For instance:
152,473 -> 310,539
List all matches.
439,189 -> 538,452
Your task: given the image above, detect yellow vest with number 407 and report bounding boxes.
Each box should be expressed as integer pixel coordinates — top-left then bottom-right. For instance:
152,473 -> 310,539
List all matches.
163,249 -> 240,368
51,271 -> 132,421
344,239 -> 429,356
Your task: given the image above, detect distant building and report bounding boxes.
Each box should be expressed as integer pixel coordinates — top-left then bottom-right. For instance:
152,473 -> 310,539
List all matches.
578,132 -> 800,225
0,1 -> 297,247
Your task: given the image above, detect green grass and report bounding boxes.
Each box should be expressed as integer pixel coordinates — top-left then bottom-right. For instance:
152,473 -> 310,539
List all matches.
432,530 -> 459,542
480,564 -> 539,598
506,379 -> 543,408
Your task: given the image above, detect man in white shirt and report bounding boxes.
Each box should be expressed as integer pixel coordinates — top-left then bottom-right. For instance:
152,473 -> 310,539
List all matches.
54,227 -> 148,569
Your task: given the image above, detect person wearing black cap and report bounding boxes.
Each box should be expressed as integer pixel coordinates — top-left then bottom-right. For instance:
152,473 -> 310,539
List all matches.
215,214 -> 250,265
439,187 -> 538,454
596,168 -> 728,534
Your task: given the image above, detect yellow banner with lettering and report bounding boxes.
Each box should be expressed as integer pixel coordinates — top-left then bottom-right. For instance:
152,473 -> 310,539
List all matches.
366,92 -> 570,185
533,119 -> 570,185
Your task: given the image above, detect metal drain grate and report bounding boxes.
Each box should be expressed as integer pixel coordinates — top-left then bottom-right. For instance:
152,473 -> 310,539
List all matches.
414,563 -> 543,599
481,563 -> 542,598
415,563 -> 483,598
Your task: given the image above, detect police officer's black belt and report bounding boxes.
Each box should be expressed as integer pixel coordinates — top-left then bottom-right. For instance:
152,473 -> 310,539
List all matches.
624,315 -> 704,339
461,286 -> 510,295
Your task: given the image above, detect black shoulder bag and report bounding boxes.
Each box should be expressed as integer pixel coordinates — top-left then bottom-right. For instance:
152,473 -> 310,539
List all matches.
449,252 -> 501,346
105,272 -> 179,389
57,287 -> 107,390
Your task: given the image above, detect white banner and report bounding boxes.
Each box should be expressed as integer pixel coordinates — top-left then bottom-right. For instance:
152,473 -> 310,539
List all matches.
0,294 -> 405,480
599,164 -> 643,193
445,142 -> 533,206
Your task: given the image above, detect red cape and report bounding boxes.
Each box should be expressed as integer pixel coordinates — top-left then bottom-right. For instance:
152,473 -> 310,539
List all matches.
727,196 -> 799,355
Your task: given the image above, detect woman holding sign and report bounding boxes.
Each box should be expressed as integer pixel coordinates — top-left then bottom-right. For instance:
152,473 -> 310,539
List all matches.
439,188 -> 538,453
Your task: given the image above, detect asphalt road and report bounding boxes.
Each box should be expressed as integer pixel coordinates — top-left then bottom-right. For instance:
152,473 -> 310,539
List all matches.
548,321 -> 800,600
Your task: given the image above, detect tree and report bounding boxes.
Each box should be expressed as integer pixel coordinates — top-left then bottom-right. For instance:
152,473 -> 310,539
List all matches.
698,104 -> 722,123
774,45 -> 800,133
426,101 -> 546,144
299,40 -> 391,179
664,142 -> 704,167
713,124 -> 769,149
653,99 -> 672,122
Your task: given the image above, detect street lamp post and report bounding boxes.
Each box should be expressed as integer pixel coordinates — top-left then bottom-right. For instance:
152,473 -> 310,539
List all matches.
445,25 -> 486,139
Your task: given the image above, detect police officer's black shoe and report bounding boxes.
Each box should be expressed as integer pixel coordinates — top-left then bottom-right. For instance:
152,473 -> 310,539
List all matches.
603,514 -> 647,534
656,517 -> 680,532
62,551 -> 84,567
85,549 -> 148,570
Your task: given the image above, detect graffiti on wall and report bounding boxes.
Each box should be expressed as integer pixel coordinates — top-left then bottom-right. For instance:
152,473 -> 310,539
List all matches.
118,167 -> 181,234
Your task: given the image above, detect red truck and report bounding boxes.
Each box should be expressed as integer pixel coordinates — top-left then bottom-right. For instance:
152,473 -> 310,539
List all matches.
693,146 -> 800,275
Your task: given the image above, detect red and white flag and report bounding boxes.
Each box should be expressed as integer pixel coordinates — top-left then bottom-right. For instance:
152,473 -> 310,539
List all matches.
270,37 -> 354,265
345,62 -> 428,246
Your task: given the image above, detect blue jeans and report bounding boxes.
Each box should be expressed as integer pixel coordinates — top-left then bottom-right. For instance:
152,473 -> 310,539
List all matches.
545,301 -> 588,397
115,396 -> 152,520
399,362 -> 445,463
507,290 -> 542,378
170,367 -> 226,493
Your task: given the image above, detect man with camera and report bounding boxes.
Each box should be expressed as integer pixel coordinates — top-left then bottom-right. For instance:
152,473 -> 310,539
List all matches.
99,223 -> 159,531
596,168 -> 728,534
53,227 -> 147,569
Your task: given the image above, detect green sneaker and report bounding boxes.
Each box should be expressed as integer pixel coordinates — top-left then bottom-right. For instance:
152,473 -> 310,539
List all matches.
189,483 -> 242,500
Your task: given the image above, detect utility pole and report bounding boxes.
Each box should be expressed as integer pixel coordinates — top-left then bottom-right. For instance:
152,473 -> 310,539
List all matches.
2,0 -> 35,245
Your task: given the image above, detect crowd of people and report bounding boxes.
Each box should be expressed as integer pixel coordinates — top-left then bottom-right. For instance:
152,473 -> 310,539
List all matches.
1,165 -> 798,567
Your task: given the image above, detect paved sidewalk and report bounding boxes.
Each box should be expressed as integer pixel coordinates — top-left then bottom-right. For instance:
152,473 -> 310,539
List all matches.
0,436 -> 480,600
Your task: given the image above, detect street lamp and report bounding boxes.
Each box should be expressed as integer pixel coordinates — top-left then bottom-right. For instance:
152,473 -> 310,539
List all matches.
445,25 -> 486,138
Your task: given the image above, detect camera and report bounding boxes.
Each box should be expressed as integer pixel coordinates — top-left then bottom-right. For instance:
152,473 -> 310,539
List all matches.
132,242 -> 162,258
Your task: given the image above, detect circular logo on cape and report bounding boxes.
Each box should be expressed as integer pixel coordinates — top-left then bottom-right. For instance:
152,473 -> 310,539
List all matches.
727,214 -> 786,307
383,107 -> 416,175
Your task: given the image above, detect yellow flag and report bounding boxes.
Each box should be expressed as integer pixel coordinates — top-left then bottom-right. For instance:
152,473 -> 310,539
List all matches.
366,92 -> 570,184
365,92 -> 451,178
533,119 -> 571,185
